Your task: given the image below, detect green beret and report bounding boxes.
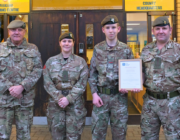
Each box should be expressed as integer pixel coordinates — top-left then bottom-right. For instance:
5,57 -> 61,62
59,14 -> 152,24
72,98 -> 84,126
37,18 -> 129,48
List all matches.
153,16 -> 170,27
7,20 -> 26,29
101,15 -> 118,26
59,32 -> 74,41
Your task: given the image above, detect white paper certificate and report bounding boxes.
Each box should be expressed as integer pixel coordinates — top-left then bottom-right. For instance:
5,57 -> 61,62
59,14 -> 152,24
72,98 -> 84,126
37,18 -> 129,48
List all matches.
118,59 -> 143,90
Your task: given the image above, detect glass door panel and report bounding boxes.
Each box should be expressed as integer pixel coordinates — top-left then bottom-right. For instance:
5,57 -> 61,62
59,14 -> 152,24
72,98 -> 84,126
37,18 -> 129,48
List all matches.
127,13 -> 147,115
8,14 -> 28,41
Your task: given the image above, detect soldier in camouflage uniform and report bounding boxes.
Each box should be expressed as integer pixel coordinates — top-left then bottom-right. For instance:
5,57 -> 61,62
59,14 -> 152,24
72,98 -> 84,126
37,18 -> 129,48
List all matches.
0,20 -> 42,140
88,15 -> 138,140
43,32 -> 88,140
141,16 -> 180,140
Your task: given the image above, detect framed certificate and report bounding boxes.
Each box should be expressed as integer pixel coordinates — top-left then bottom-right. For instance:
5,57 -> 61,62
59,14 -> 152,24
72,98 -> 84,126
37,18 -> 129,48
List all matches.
118,59 -> 143,90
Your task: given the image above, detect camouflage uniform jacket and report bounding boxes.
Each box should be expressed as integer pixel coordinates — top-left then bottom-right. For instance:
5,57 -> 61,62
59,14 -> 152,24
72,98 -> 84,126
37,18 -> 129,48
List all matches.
141,40 -> 180,92
88,40 -> 134,94
43,53 -> 88,104
0,38 -> 42,107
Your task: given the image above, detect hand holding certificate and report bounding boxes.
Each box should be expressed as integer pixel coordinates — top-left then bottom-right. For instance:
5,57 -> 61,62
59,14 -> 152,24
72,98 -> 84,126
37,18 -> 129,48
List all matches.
118,59 -> 143,91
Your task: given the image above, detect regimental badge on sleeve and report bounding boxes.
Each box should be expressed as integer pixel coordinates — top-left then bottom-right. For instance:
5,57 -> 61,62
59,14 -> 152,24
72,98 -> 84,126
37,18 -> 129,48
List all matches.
43,65 -> 46,69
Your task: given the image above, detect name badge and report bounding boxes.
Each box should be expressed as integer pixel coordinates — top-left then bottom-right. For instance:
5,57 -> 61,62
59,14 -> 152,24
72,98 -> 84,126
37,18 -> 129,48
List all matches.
62,70 -> 68,82
14,52 -> 21,62
154,57 -> 161,69
107,56 -> 114,70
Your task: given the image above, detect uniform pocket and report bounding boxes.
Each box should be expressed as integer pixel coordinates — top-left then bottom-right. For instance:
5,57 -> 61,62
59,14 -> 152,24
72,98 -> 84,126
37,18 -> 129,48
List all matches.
74,98 -> 87,131
164,58 -> 180,78
0,95 -> 7,105
118,93 -> 128,106
91,107 -> 99,134
0,64 -> 6,71
0,59 -> 7,72
50,69 -> 61,84
165,96 -> 180,137
69,69 -> 80,81
98,75 -> 107,86
18,61 -> 26,78
0,50 -> 10,72
25,58 -> 34,71
21,93 -> 35,107
24,50 -> 38,71
143,55 -> 154,76
96,56 -> 107,75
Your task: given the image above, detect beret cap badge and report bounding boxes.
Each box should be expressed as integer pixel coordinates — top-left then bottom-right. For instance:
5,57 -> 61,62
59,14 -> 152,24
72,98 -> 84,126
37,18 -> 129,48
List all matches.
22,23 -> 26,28
59,32 -> 74,41
111,18 -> 114,22
101,15 -> 118,26
152,16 -> 170,27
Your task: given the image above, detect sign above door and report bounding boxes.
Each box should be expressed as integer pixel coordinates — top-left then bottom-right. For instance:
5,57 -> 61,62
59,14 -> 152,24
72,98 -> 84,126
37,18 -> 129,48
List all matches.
125,0 -> 174,12
0,0 -> 29,13
32,0 -> 123,10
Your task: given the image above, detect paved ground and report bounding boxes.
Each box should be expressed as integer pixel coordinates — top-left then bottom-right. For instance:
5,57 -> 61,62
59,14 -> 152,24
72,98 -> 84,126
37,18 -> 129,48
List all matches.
10,125 -> 166,140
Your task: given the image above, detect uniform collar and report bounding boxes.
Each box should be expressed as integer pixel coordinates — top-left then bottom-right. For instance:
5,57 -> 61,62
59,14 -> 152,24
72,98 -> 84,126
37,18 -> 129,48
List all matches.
105,40 -> 120,51
7,37 -> 28,49
59,53 -> 74,65
151,40 -> 174,55
153,40 -> 174,49
164,40 -> 174,49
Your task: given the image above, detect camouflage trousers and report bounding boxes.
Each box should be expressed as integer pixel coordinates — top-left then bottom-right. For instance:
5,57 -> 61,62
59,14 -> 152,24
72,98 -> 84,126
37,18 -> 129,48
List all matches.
141,93 -> 180,140
0,106 -> 33,140
47,97 -> 87,140
92,93 -> 128,140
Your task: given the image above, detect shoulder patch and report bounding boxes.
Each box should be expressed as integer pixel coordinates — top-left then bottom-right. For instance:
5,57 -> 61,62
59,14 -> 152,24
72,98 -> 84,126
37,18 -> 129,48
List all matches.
43,65 -> 46,69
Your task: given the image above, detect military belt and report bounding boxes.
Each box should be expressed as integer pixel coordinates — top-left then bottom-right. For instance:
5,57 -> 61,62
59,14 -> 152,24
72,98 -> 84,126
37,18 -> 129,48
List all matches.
146,90 -> 180,100
97,86 -> 119,95
62,90 -> 70,96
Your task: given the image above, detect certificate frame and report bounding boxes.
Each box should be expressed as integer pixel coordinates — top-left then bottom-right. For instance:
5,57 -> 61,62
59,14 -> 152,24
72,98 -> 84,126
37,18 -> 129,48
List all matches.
118,59 -> 143,90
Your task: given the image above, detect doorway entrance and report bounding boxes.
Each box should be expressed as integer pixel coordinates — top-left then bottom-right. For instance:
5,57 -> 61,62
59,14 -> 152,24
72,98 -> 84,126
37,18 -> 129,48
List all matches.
29,10 -> 126,118
78,11 -> 126,116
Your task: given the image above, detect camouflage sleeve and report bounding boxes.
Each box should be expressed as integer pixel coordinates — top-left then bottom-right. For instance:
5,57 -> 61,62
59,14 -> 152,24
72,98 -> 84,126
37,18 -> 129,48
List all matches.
0,74 -> 13,93
0,43 -> 13,93
140,49 -> 146,84
140,48 -> 146,73
66,59 -> 88,104
20,52 -> 42,91
88,48 -> 98,94
127,47 -> 134,59
43,60 -> 64,103
142,61 -> 145,74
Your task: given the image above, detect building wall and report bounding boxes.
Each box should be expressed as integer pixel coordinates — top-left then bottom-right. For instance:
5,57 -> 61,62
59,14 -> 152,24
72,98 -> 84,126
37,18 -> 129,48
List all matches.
32,0 -> 123,10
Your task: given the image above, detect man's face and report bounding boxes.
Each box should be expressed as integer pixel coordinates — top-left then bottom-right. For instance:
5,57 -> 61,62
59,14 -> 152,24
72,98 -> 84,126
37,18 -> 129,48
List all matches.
8,28 -> 26,43
102,23 -> 121,41
152,25 -> 172,43
59,39 -> 74,53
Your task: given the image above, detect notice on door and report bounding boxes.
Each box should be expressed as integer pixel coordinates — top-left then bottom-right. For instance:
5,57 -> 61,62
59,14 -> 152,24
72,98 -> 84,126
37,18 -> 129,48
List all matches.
0,0 -> 29,13
125,0 -> 174,11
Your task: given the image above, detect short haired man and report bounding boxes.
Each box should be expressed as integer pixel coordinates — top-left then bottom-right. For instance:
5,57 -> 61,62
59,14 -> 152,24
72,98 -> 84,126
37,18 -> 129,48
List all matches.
88,15 -> 138,140
0,20 -> 42,140
141,16 -> 180,139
